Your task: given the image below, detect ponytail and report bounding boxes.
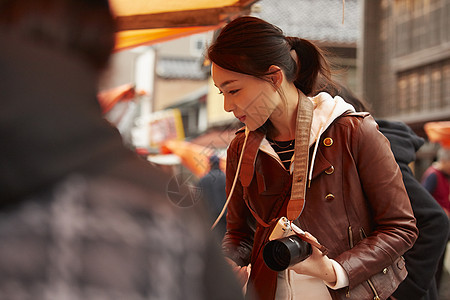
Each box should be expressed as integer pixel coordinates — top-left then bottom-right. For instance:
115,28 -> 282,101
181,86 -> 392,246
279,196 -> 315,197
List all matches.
286,37 -> 337,96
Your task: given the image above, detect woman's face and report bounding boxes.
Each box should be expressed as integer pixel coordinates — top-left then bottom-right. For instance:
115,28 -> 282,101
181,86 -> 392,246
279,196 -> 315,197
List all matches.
211,63 -> 281,131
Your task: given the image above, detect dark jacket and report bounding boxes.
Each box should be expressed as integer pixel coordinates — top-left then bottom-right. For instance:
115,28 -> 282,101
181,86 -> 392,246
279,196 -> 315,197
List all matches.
224,113 -> 418,300
377,120 -> 450,300
0,31 -> 244,300
198,166 -> 227,239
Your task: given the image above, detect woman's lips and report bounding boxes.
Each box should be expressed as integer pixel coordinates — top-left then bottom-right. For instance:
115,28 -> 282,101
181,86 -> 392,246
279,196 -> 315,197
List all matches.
237,115 -> 246,123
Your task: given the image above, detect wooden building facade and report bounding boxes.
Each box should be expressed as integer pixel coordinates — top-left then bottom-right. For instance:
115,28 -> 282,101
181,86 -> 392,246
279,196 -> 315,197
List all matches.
360,0 -> 449,176
360,0 -> 450,134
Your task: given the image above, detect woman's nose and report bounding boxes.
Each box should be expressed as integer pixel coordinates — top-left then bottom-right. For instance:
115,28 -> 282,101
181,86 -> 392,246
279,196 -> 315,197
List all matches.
223,96 -> 235,112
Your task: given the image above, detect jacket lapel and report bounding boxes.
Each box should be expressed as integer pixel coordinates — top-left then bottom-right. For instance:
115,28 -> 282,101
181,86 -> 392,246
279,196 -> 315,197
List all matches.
310,146 -> 332,180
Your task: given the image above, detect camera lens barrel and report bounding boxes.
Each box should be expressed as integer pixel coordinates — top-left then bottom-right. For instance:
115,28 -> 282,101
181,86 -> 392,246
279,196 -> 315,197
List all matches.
263,235 -> 312,271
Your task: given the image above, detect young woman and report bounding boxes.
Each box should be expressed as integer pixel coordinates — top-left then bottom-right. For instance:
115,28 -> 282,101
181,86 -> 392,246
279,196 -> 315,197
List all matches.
208,16 -> 418,300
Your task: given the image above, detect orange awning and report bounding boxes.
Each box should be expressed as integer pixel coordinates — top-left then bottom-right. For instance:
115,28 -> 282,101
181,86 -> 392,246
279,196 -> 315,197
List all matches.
161,139 -> 226,178
110,0 -> 258,51
115,26 -> 220,51
97,83 -> 141,113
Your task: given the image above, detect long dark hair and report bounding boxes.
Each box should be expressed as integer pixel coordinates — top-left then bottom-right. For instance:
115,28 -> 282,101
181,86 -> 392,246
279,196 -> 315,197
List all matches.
0,0 -> 115,71
207,16 -> 336,96
334,83 -> 372,113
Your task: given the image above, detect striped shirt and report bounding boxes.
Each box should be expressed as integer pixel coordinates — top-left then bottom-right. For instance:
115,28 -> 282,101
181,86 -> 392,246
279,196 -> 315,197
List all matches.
267,139 -> 295,170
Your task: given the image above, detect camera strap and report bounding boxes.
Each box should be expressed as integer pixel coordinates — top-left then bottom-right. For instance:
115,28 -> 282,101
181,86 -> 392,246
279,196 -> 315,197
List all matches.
291,222 -> 329,255
287,92 -> 314,221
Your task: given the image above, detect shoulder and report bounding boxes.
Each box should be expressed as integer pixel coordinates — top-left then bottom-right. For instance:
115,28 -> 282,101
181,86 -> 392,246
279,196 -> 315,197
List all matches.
0,176 -> 242,299
422,168 -> 439,181
328,112 -> 388,157
332,111 -> 379,136
335,111 -> 372,124
423,166 -> 439,177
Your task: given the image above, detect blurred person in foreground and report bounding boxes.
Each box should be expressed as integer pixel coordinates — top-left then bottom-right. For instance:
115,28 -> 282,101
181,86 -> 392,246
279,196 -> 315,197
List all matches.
421,147 -> 450,291
339,84 -> 449,300
0,1 -> 244,299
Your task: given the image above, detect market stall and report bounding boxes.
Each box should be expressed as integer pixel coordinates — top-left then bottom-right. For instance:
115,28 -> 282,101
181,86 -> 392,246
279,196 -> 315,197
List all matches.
110,0 -> 259,50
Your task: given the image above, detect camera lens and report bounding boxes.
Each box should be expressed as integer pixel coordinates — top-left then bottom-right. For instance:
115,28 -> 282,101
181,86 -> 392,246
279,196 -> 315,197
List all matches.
269,241 -> 291,269
263,235 -> 312,271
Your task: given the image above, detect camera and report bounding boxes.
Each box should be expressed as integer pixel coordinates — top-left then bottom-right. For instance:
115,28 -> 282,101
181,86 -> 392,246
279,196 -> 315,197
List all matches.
263,217 -> 312,271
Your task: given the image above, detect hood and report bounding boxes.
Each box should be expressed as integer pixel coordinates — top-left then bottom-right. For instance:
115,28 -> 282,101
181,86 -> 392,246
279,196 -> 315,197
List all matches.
0,31 -> 156,205
376,119 -> 424,165
305,92 -> 355,180
309,92 -> 355,146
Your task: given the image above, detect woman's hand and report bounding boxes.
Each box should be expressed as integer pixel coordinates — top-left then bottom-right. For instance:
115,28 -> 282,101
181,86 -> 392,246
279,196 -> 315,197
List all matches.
288,232 -> 337,284
225,257 -> 250,288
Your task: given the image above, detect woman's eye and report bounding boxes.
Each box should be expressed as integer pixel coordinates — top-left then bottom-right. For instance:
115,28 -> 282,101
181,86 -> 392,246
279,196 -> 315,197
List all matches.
218,89 -> 239,95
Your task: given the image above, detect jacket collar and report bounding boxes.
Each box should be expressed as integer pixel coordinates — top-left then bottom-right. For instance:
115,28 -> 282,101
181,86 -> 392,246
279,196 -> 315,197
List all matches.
237,92 -> 353,187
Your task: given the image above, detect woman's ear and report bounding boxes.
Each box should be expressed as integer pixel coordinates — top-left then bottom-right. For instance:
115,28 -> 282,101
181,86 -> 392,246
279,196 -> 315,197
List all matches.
267,65 -> 283,88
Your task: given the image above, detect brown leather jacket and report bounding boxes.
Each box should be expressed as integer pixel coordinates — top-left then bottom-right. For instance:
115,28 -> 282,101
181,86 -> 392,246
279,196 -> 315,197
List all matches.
223,113 -> 418,300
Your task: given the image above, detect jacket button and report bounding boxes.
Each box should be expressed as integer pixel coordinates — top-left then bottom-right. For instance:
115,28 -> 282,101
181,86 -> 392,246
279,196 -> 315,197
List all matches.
323,137 -> 333,147
382,268 -> 388,274
325,193 -> 335,201
325,166 -> 335,175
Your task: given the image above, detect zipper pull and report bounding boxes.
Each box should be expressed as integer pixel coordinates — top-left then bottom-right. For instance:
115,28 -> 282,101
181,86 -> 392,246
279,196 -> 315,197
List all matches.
348,226 -> 353,248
